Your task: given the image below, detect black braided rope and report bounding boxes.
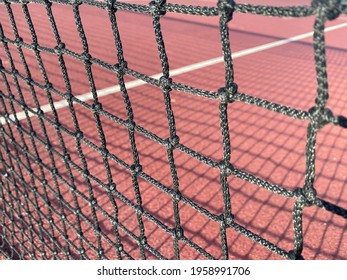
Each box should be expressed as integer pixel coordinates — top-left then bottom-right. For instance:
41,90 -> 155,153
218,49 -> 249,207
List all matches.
0,0 -> 346,260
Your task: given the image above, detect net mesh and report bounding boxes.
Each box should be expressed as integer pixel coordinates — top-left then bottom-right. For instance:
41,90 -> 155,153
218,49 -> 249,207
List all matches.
0,0 -> 346,260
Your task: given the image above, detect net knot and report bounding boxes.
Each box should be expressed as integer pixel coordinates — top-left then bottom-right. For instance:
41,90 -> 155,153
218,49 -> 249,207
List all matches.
43,0 -> 53,8
159,76 -> 172,91
75,130 -> 84,140
219,160 -> 234,174
82,169 -> 90,178
165,135 -> 180,148
218,87 -> 229,104
111,218 -> 118,226
294,188 -> 317,206
149,0 -> 167,16
139,237 -> 147,245
14,37 -> 23,46
131,164 -> 142,174
98,249 -> 104,258
90,198 -> 97,205
81,52 -> 92,65
20,103 -> 27,110
54,43 -> 65,54
52,168 -> 59,176
31,43 -> 39,52
219,213 -> 234,226
312,0 -> 341,20
37,108 -> 44,117
118,244 -> 124,252
114,61 -> 128,74
64,92 -> 73,102
58,42 -> 65,49
72,0 -> 83,7
217,0 -> 236,22
108,182 -> 116,192
22,145 -> 28,153
101,148 -> 109,156
11,69 -> 18,76
106,0 -> 117,12
225,215 -> 234,227
288,250 -> 305,260
126,120 -> 136,131
309,106 -> 334,129
135,205 -> 144,215
45,82 -> 53,91
218,83 -> 238,103
54,121 -> 61,129
24,76 -> 33,85
174,227 -> 184,239
172,191 -> 181,201
92,102 -> 103,112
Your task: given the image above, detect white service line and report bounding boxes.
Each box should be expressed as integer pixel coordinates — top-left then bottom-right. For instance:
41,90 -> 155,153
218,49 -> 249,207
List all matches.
1,22 -> 347,125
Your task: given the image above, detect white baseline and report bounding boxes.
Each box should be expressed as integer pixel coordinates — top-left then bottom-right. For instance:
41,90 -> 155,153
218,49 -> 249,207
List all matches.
1,22 -> 347,125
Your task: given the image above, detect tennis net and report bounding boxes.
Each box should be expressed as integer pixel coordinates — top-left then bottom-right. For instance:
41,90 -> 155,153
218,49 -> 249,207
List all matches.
0,0 -> 347,260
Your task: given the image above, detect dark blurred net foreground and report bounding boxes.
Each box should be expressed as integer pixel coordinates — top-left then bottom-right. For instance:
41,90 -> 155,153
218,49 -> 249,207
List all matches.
0,0 -> 347,260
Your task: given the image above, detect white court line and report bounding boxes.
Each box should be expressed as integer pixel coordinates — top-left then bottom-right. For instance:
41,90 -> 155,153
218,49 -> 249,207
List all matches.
1,22 -> 347,125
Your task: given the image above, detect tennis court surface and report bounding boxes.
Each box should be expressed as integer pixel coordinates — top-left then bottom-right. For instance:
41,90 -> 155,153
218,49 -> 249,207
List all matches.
0,0 -> 346,260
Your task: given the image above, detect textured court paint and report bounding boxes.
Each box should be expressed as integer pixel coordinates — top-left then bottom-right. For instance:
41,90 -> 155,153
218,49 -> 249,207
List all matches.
1,1 -> 347,261
1,22 -> 347,125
